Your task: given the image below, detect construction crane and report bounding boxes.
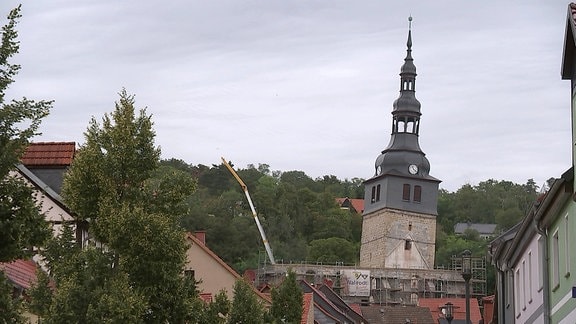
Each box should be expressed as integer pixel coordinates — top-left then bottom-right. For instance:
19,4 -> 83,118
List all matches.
221,157 -> 276,265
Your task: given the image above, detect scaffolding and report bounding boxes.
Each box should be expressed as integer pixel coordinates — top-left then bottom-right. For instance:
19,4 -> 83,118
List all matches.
450,254 -> 487,298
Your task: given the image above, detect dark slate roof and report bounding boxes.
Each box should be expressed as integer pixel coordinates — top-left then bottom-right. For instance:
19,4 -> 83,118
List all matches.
454,223 -> 497,235
15,163 -> 69,213
562,3 -> 576,79
317,284 -> 367,323
299,280 -> 358,323
360,305 -> 435,324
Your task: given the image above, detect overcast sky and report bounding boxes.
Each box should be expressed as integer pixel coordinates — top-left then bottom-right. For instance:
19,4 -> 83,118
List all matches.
1,1 -> 572,192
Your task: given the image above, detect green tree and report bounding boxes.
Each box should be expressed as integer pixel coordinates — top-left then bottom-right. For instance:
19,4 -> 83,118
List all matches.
0,272 -> 25,324
0,4 -> 52,263
53,90 -> 197,322
201,290 -> 230,324
308,237 -> 357,264
228,279 -> 264,324
0,6 -> 52,323
270,270 -> 303,324
27,269 -> 52,321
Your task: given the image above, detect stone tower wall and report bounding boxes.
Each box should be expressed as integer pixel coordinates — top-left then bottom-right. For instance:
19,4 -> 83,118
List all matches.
360,208 -> 436,269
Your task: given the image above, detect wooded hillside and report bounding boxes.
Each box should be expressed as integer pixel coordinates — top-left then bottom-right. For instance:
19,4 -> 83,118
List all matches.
165,159 -> 547,276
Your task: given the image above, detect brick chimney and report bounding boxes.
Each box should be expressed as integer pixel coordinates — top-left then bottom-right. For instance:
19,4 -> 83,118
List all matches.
194,231 -> 206,245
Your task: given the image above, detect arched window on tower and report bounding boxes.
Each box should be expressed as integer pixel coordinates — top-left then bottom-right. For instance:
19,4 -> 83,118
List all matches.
398,118 -> 406,133
402,184 -> 411,201
406,120 -> 414,133
376,184 -> 381,202
402,80 -> 414,91
414,185 -> 422,202
371,186 -> 376,203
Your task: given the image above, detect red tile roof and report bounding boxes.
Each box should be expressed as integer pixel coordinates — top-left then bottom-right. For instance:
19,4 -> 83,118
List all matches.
361,305 -> 435,324
419,297 -> 482,324
21,142 -> 75,166
301,293 -> 314,324
335,197 -> 364,214
0,259 -> 38,290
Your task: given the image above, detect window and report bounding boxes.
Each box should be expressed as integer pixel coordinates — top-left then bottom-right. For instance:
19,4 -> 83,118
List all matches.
516,268 -> 521,317
184,269 -> 195,280
522,260 -> 526,310
528,251 -> 533,303
406,121 -> 414,133
552,230 -> 560,288
414,185 -> 422,202
506,271 -> 513,308
538,236 -> 545,291
402,184 -> 411,201
376,184 -> 381,202
371,186 -> 376,203
404,239 -> 412,250
565,215 -> 570,276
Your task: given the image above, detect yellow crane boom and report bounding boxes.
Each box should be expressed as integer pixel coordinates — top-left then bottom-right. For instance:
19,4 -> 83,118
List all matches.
221,157 -> 276,265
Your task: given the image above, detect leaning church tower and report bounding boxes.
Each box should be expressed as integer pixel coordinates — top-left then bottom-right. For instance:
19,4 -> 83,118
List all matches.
359,19 -> 441,270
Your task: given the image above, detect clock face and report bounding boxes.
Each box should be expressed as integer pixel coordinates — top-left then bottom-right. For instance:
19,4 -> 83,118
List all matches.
408,164 -> 418,174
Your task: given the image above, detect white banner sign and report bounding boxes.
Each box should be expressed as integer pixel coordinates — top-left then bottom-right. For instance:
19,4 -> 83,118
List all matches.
342,269 -> 371,297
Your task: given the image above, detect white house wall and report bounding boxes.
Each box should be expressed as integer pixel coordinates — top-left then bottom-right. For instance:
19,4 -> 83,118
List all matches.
512,234 -> 545,324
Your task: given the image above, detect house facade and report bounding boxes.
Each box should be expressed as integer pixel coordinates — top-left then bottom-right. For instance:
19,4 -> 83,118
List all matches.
184,232 -> 270,306
535,170 -> 575,324
491,198 -> 549,324
490,3 -> 576,323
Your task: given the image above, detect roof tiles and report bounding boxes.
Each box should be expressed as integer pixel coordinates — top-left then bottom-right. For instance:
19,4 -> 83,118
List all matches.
0,259 -> 38,290
419,297 -> 483,324
21,142 -> 75,167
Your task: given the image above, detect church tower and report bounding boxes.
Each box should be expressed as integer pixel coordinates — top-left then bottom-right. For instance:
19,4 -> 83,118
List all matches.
359,19 -> 441,270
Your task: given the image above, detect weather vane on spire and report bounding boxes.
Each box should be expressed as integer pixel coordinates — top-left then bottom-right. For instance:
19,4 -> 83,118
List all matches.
408,15 -> 413,30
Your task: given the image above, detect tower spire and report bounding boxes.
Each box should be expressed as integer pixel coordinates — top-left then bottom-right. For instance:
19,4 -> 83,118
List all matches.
373,17 -> 432,179
407,16 -> 413,50
360,18 -> 441,271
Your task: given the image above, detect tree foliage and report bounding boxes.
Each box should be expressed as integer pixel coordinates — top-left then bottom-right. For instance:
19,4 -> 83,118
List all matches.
38,90 -> 197,323
228,279 -> 265,324
0,272 -> 25,323
0,4 -> 51,263
270,270 -> 303,324
308,237 -> 357,264
0,6 -> 52,323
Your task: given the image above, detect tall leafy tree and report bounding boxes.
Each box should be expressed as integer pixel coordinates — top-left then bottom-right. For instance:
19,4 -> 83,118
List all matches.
270,270 -> 303,324
0,5 -> 52,323
228,279 -> 264,324
201,290 -> 230,324
54,90 -> 197,322
0,4 -> 52,263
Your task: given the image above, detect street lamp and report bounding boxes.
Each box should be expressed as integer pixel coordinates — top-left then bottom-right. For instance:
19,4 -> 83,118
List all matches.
443,302 -> 454,324
461,250 -> 472,324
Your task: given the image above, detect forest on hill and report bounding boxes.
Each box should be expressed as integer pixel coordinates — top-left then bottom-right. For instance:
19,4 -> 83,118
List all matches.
163,159 -> 548,276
